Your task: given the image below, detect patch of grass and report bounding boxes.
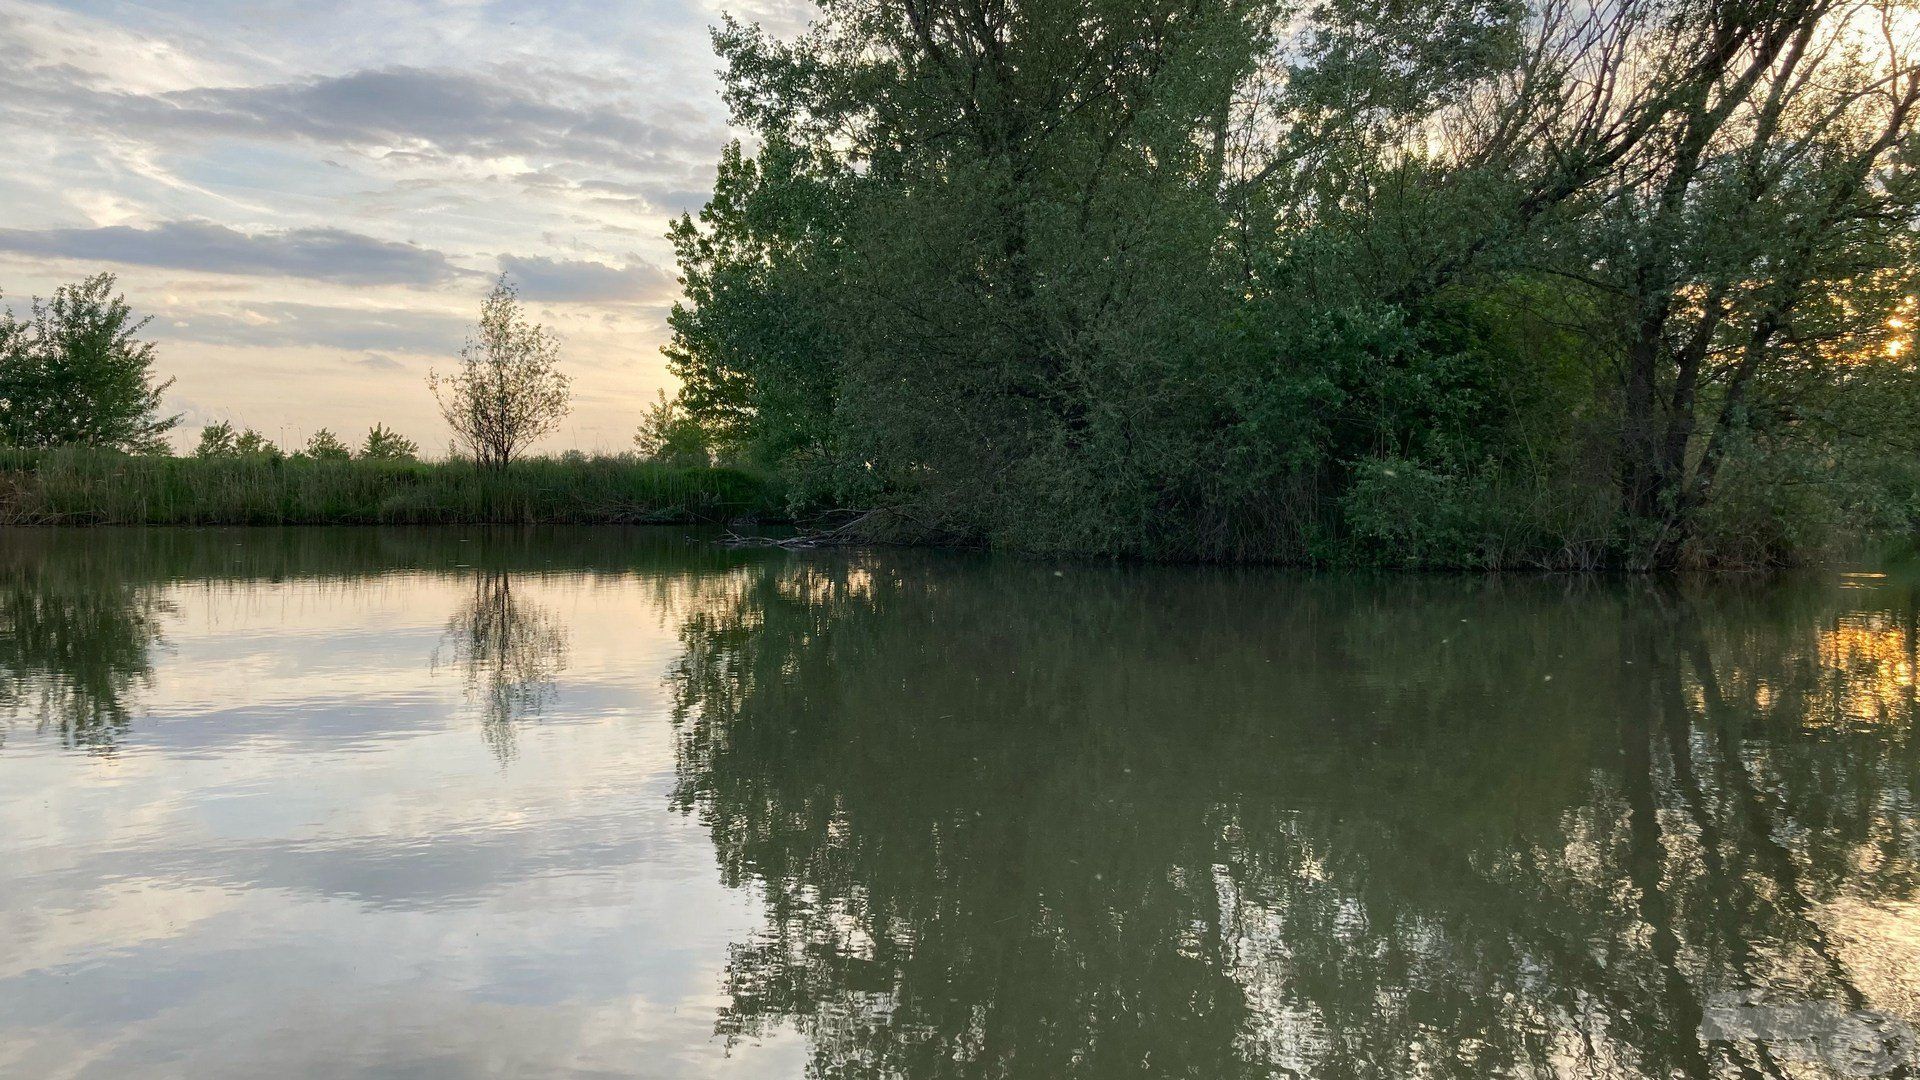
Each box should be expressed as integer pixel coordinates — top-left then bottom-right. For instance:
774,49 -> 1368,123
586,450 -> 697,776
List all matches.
0,447 -> 782,526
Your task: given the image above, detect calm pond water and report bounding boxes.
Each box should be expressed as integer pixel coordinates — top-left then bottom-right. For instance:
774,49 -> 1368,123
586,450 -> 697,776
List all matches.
2,527 -> 1918,1079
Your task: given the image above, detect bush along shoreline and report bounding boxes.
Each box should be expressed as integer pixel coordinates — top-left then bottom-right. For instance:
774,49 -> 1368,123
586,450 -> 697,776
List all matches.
0,448 -> 782,527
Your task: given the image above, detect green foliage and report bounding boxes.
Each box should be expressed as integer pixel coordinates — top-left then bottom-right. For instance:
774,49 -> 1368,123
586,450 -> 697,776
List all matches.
664,137 -> 849,477
1341,457 -> 1616,570
194,422 -> 285,461
304,428 -> 351,461
0,447 -> 779,526
359,423 -> 418,462
666,0 -> 1920,567
632,390 -> 713,468
233,429 -> 280,460
0,274 -> 178,453
195,422 -> 238,459
430,277 -> 570,468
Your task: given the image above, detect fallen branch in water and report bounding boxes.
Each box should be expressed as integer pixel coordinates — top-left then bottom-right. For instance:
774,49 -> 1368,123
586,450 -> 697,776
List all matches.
721,508 -> 882,549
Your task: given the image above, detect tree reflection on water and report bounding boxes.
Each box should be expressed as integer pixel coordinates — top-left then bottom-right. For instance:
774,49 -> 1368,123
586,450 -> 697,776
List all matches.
2,529 -> 1916,1075
434,569 -> 570,762
0,528 -> 605,760
667,556 -> 1920,1079
0,539 -> 168,752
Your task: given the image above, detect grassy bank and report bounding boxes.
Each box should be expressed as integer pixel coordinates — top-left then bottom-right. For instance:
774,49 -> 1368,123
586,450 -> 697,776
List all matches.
0,448 -> 781,526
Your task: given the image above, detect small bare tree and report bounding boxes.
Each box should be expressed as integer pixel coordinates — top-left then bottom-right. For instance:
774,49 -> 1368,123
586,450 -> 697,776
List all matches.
430,277 -> 570,468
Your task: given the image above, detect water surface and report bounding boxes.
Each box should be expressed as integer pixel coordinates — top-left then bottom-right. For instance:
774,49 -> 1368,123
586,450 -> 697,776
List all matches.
2,528 -> 1917,1078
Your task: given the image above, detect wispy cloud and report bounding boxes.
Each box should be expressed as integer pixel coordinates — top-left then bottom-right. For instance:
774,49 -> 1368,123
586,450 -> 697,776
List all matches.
0,221 -> 468,285
160,301 -> 469,353
497,254 -> 674,304
10,61 -> 721,181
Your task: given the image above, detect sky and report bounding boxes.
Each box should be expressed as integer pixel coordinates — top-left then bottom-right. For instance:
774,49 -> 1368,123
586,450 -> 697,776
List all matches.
0,0 -> 809,454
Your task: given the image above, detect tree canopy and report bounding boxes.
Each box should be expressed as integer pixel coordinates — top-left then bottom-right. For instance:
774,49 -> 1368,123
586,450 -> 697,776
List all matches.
431,277 -> 571,468
666,0 -> 1920,567
0,274 -> 178,454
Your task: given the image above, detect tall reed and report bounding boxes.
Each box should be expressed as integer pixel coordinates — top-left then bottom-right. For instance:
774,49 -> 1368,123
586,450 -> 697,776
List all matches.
0,448 -> 780,526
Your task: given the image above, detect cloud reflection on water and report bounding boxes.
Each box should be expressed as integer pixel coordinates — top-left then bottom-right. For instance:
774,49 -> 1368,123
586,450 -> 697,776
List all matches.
1,529 -> 1919,1078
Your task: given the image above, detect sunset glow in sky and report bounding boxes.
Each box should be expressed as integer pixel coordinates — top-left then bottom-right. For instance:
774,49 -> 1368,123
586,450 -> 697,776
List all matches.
0,0 -> 808,453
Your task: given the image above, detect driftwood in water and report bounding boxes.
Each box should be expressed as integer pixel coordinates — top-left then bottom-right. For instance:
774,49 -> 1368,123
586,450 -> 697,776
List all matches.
721,509 -> 879,550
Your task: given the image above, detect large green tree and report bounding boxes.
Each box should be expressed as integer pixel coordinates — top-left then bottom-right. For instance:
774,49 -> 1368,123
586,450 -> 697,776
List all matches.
667,0 -> 1920,567
0,274 -> 179,453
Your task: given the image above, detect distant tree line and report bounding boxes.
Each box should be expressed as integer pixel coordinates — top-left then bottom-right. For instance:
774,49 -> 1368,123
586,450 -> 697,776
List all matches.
191,420 -> 420,463
662,0 -> 1920,567
0,273 -> 605,472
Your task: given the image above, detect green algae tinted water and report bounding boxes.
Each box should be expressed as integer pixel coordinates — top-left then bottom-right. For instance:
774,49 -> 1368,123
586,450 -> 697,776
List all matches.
2,527 -> 1917,1078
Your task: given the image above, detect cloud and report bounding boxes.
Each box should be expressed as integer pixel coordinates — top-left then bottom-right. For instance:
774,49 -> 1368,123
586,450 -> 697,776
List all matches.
36,64 -> 722,179
161,302 -> 469,354
497,254 -> 674,304
0,221 -> 467,286
516,175 -> 712,214
636,188 -> 713,215
0,6 -> 713,456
